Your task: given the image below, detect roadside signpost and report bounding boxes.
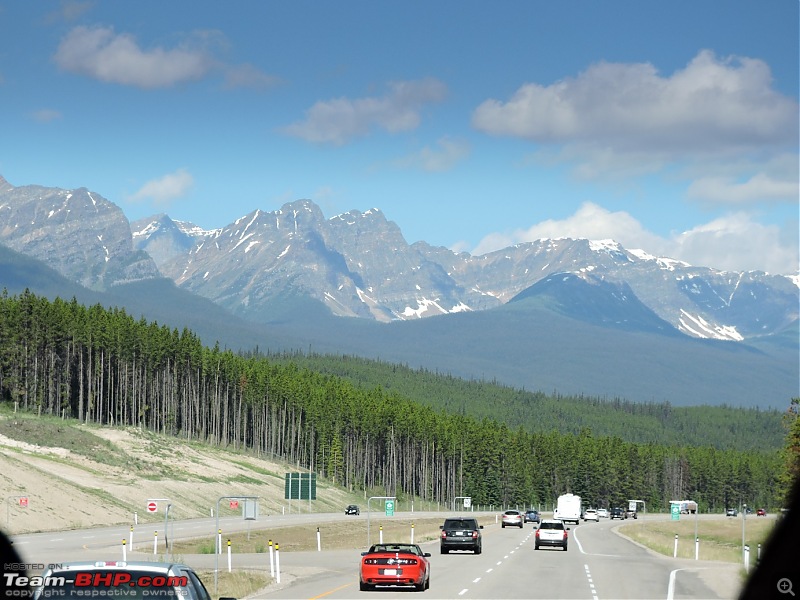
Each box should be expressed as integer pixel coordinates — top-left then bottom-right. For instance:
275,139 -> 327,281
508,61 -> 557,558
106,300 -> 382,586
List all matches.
214,495 -> 260,594
5,495 -> 29,528
284,472 -> 316,513
366,496 -> 396,548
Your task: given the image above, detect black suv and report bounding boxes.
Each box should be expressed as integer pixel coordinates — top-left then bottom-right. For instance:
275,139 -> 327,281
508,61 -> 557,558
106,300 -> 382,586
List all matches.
440,517 -> 483,554
610,507 -> 625,520
345,504 -> 360,515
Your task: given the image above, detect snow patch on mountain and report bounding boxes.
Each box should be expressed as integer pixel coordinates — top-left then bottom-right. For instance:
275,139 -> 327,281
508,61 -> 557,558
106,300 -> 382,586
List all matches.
678,309 -> 743,341
402,297 -> 448,318
628,248 -> 691,271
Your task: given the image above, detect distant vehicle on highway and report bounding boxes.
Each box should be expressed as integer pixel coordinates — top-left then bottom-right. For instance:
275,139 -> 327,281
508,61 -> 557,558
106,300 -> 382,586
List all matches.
554,493 -> 582,525
610,507 -> 625,519
440,517 -> 483,554
360,543 -> 430,591
31,561 -> 230,600
583,508 -> 599,522
757,508 -> 766,516
524,509 -> 541,524
501,509 -> 524,528
726,508 -> 738,517
535,519 -> 569,551
345,504 -> 360,515
671,500 -> 698,514
596,508 -> 608,518
626,499 -> 645,519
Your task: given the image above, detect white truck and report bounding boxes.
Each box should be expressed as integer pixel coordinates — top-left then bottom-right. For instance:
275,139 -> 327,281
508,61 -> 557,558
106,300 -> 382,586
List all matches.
554,493 -> 582,525
671,500 -> 698,514
626,499 -> 646,519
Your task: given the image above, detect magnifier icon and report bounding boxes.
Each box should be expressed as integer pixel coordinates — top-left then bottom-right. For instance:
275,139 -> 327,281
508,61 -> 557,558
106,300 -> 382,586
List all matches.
778,578 -> 795,596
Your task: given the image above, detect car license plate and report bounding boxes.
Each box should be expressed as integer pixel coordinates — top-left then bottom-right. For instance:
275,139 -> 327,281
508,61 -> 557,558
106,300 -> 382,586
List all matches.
381,568 -> 399,575
455,531 -> 463,535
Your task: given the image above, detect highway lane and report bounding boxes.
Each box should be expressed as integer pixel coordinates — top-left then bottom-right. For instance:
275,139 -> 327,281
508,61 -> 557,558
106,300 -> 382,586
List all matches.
9,511 -> 484,565
570,517 -> 738,599
255,517 -> 741,599
9,513 -> 742,599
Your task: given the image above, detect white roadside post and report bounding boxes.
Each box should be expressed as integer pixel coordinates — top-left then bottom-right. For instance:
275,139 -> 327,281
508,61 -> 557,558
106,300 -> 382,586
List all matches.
275,543 -> 281,584
269,540 -> 275,578
153,531 -> 157,555
673,534 -> 678,558
227,539 -> 232,573
122,539 -> 127,561
317,527 -> 321,552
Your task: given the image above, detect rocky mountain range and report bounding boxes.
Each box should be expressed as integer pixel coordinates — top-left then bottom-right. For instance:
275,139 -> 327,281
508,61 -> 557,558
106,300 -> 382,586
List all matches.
1,174 -> 798,408
137,201 -> 798,344
1,174 -> 797,344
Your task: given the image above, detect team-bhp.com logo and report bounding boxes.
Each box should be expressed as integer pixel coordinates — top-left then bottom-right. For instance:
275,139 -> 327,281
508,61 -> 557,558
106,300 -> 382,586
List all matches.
3,564 -> 189,597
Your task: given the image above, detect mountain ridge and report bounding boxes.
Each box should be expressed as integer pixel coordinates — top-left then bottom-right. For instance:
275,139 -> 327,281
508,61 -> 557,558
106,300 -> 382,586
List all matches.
0,174 -> 797,409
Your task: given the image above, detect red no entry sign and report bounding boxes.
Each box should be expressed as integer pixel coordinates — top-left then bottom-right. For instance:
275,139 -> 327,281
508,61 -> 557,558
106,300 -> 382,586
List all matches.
147,501 -> 158,513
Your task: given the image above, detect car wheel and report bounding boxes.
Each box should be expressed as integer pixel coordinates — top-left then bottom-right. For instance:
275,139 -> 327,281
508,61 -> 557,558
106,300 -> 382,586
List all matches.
475,545 -> 482,555
440,547 -> 449,554
534,544 -> 540,550
360,580 -> 371,591
425,575 -> 430,590
563,544 -> 568,551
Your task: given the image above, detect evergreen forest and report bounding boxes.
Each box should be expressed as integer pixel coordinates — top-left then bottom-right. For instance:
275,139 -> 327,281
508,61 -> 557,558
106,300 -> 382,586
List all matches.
0,290 -> 794,513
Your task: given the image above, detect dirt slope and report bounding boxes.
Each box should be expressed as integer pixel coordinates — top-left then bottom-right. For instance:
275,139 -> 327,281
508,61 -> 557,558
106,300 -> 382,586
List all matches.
0,413 -> 357,535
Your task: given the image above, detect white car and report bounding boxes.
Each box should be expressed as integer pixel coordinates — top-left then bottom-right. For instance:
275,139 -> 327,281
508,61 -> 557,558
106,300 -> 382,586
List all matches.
596,508 -> 608,519
583,509 -> 599,522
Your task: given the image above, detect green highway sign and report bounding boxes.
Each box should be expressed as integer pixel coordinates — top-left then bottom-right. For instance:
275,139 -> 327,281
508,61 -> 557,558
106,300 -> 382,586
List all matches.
385,499 -> 395,516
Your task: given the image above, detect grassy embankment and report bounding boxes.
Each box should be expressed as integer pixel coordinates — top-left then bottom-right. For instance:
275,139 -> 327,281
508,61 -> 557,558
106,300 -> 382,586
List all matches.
619,516 -> 776,562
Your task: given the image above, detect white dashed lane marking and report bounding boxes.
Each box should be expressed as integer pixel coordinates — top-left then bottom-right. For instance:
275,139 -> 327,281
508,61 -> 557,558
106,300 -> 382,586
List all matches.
585,563 -> 599,600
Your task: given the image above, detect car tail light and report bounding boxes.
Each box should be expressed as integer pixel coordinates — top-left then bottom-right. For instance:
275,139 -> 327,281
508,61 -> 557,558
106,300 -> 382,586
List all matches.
441,531 -> 447,539
563,531 -> 568,540
472,530 -> 478,539
535,529 -> 540,538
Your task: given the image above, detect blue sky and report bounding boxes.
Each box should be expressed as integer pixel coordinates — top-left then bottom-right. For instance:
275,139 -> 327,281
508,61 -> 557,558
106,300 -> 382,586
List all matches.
1,1 -> 798,275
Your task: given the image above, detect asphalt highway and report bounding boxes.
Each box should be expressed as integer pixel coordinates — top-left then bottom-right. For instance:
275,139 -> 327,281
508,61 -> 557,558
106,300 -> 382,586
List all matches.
9,512 -> 741,599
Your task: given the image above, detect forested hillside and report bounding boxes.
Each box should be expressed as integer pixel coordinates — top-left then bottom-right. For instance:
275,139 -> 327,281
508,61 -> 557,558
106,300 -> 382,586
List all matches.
263,352 -> 786,452
0,290 -> 790,512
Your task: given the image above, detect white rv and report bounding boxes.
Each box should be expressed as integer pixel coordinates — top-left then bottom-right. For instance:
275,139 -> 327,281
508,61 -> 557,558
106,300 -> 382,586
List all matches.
554,493 -> 581,525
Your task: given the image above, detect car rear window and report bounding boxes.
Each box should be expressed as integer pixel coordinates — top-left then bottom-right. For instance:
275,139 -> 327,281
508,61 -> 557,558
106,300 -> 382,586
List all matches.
444,519 -> 477,529
539,522 -> 564,530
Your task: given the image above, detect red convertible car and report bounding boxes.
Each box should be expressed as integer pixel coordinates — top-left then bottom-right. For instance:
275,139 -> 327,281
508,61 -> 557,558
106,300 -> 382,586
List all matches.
359,543 -> 431,591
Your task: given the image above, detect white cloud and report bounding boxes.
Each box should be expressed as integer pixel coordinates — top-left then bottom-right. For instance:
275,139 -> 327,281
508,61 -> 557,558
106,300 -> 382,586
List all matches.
672,214 -> 798,274
396,137 -> 470,172
471,50 -> 799,212
129,169 -> 194,205
54,25 -> 215,88
283,78 -> 447,145
472,50 -> 797,153
470,201 -> 799,275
